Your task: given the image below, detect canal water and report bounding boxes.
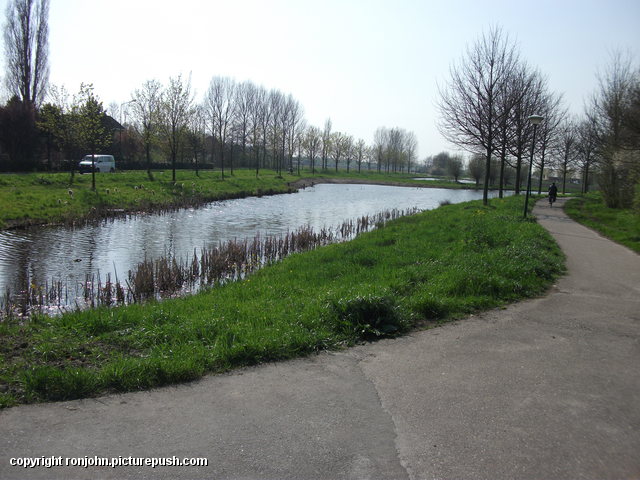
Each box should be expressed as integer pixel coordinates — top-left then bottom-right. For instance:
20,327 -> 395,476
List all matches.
0,183 -> 503,310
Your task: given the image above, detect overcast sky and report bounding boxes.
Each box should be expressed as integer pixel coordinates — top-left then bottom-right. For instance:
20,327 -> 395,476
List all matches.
1,0 -> 639,159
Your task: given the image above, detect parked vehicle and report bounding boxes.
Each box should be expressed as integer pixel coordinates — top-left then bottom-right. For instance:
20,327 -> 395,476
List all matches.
78,155 -> 116,173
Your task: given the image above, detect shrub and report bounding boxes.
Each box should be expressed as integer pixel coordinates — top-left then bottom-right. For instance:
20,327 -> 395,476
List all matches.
328,294 -> 407,340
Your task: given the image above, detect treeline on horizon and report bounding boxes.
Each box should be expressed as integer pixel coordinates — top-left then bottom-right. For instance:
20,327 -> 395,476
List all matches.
0,74 -> 422,178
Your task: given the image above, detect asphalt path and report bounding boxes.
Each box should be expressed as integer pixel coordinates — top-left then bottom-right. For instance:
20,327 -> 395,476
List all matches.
1,198 -> 639,480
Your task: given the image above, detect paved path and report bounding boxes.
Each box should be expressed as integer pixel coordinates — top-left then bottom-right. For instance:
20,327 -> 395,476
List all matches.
1,198 -> 639,480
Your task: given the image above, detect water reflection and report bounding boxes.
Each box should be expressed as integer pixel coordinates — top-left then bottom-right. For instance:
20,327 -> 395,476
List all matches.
0,183 -> 505,296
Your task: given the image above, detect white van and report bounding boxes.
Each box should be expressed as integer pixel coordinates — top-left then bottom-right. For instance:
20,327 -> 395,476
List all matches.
78,155 -> 116,173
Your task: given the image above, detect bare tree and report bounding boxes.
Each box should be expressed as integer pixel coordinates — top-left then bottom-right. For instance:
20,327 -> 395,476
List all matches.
285,95 -> 304,174
404,131 -> 418,173
387,128 -> 405,172
467,154 -> 484,186
187,104 -> 207,175
373,127 -> 388,173
331,131 -> 347,171
257,87 -> 273,174
535,91 -> 564,193
448,154 -> 464,181
248,85 -> 267,176
131,79 -> 162,178
555,118 -> 579,194
267,89 -> 284,174
205,76 -> 235,179
506,70 -> 547,193
294,118 -> 307,175
234,80 -> 256,168
355,139 -> 366,172
159,74 -> 193,183
575,117 -> 598,193
586,51 -> 640,207
3,0 -> 49,107
343,135 -> 354,172
365,146 -> 375,171
437,26 -> 519,204
303,125 -> 321,174
494,62 -> 531,197
321,118 -> 332,170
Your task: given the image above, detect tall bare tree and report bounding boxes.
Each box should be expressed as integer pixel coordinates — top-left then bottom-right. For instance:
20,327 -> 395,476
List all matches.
506,69 -> 547,193
131,79 -> 162,178
576,117 -> 598,193
267,89 -> 284,174
159,74 -> 193,183
467,154 -> 485,186
355,139 -> 366,172
3,0 -> 49,108
249,85 -> 267,176
373,127 -> 388,173
555,118 -> 579,194
321,118 -> 332,170
437,26 -> 519,204
331,131 -> 347,172
303,125 -> 321,174
205,76 -> 235,179
234,80 -> 256,168
285,95 -> 304,174
535,91 -> 564,193
586,51 -> 639,207
258,88 -> 273,173
448,154 -> 464,181
187,104 -> 207,175
343,135 -> 354,172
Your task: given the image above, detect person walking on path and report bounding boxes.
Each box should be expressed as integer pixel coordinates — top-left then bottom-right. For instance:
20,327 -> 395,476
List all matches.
548,181 -> 558,206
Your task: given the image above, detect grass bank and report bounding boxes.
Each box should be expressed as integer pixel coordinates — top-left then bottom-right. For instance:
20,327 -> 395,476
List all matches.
0,169 -> 301,229
565,193 -> 640,253
0,169 -> 468,229
0,195 -> 565,407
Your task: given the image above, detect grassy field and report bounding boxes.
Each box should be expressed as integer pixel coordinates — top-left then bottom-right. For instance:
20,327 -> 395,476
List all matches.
565,193 -> 640,253
0,194 -> 565,407
0,169 -> 302,229
0,169 -> 474,229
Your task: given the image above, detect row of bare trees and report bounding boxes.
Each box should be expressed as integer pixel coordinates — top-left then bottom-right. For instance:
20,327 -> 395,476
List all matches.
437,26 -> 567,204
438,26 -> 639,208
2,1 -> 420,176
125,75 -> 419,179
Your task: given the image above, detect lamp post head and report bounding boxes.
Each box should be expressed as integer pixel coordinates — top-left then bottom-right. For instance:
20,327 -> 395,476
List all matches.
528,114 -> 544,125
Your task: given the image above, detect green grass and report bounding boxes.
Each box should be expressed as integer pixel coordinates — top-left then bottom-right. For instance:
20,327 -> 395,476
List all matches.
0,194 -> 565,407
565,193 -> 640,253
0,169 -> 304,229
0,169 -> 471,229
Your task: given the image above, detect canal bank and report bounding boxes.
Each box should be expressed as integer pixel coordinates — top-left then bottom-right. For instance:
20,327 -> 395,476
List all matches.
0,182 -> 507,315
0,194 -> 562,407
1,201 -> 638,479
0,170 -> 475,231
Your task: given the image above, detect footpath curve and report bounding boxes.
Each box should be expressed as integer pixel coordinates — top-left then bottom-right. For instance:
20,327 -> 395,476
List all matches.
1,198 -> 639,480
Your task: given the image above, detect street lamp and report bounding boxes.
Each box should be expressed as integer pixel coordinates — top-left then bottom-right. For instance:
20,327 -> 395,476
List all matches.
523,114 -> 544,218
